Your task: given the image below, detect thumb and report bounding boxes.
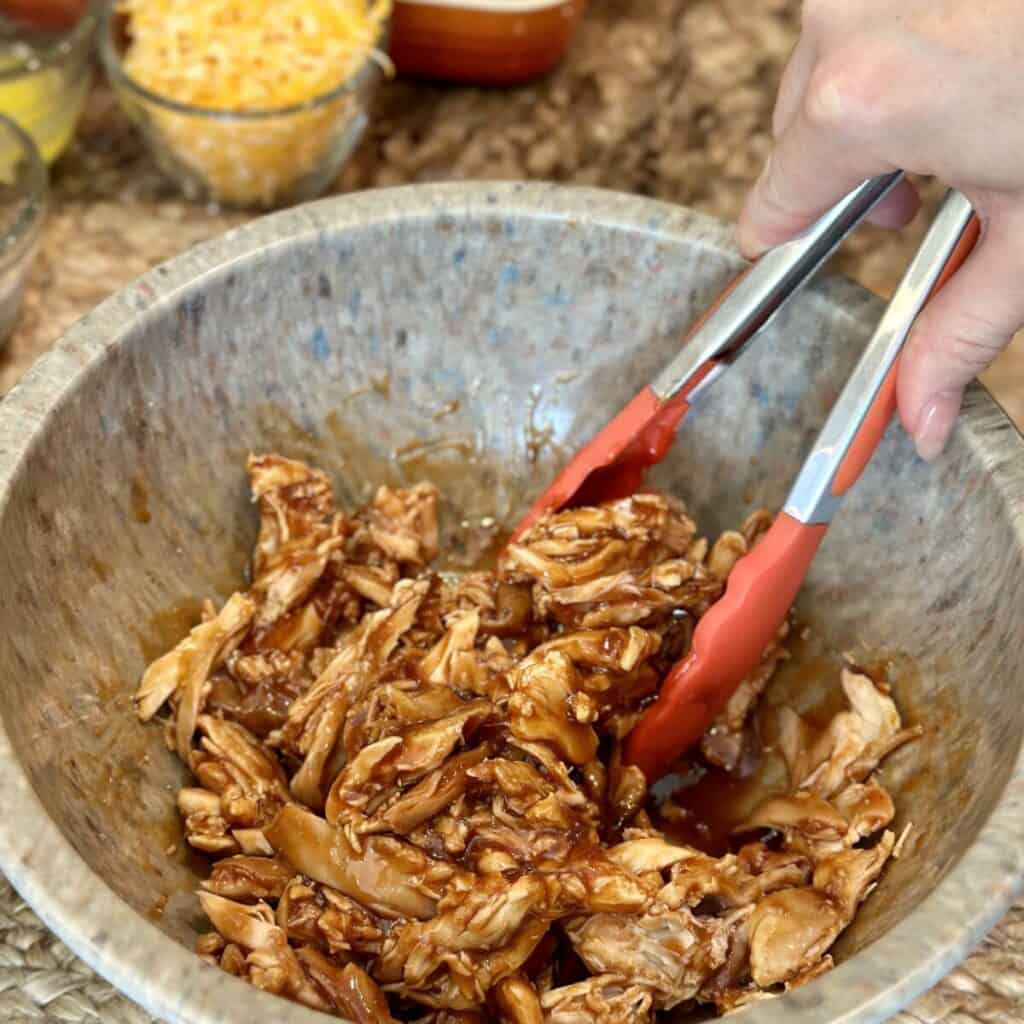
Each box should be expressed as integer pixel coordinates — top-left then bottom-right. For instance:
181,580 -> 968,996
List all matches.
736,122 -> 918,259
898,208 -> 1024,460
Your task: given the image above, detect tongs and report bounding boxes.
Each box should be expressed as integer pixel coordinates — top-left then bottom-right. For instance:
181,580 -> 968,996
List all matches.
511,178 -> 979,783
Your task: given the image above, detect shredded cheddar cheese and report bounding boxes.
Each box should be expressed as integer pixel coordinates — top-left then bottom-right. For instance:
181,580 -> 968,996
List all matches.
119,0 -> 390,112
117,0 -> 391,207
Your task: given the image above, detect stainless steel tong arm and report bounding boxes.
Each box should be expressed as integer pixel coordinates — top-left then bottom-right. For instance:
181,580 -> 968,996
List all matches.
651,171 -> 905,405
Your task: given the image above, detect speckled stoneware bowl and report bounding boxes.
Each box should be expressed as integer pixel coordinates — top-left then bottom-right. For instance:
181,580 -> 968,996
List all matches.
0,183 -> 1022,1024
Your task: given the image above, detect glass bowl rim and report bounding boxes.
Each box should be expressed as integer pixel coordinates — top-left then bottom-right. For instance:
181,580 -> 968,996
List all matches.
0,0 -> 102,82
97,2 -> 388,122
0,111 -> 47,262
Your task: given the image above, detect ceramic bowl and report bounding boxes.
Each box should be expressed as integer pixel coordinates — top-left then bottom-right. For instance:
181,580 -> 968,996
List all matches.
0,183 -> 1021,1024
390,0 -> 587,85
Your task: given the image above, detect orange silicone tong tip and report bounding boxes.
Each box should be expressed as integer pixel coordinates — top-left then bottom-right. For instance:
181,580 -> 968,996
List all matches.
510,388 -> 690,542
624,512 -> 827,782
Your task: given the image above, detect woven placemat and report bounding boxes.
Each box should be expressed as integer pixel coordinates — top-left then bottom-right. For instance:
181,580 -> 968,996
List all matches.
0,875 -> 1020,1022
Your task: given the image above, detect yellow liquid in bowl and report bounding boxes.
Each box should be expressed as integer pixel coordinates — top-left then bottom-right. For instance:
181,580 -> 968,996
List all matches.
0,44 -> 89,163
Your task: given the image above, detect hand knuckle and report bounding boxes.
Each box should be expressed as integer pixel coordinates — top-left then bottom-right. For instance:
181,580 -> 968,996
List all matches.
942,316 -> 1007,371
804,52 -> 890,137
801,0 -> 839,36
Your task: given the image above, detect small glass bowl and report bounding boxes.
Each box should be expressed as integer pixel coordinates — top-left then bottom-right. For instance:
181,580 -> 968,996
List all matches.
0,0 -> 98,164
0,112 -> 45,350
98,4 -> 387,210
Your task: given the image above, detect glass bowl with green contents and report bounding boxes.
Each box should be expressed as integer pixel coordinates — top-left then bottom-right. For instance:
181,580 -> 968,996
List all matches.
0,0 -> 97,165
0,112 -> 45,350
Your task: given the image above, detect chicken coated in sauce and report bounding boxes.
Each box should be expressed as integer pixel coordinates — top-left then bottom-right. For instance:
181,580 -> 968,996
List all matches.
135,454 -> 918,1021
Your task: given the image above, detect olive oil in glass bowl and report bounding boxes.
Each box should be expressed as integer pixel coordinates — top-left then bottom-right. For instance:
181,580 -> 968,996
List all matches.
0,0 -> 97,164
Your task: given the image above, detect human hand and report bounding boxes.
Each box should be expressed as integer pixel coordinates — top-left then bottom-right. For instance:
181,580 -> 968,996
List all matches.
737,0 -> 1024,460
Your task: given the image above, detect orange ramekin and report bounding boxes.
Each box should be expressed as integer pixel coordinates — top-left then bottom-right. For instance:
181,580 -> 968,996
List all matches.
390,0 -> 587,86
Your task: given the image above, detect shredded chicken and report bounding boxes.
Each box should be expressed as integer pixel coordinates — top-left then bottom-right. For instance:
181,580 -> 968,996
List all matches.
136,454 -> 918,1020
541,976 -> 654,1023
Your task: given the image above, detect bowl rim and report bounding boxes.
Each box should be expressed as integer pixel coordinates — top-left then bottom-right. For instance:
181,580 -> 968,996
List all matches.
0,111 -> 47,262
96,1 -> 389,121
0,182 -> 1022,1024
0,0 -> 100,80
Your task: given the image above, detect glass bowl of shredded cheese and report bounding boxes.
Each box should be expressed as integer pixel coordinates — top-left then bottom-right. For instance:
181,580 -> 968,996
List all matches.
99,0 -> 391,210
0,111 -> 45,350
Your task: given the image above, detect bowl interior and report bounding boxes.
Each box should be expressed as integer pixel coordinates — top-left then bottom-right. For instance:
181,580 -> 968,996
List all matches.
0,186 -> 1022,1022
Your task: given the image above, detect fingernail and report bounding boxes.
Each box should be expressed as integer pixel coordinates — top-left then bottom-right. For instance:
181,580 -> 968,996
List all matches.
914,391 -> 960,462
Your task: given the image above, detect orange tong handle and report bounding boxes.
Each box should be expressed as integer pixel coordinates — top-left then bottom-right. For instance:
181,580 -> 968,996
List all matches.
624,214 -> 980,783
510,268 -> 754,541
624,512 -> 827,781
832,214 -> 981,496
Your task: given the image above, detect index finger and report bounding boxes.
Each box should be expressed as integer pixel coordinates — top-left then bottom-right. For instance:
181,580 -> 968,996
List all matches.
737,62 -> 914,257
